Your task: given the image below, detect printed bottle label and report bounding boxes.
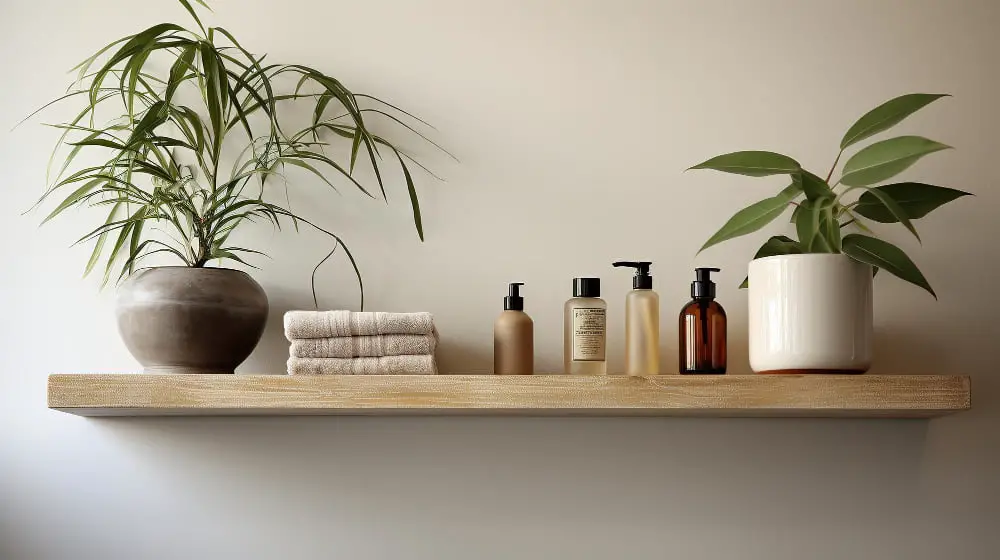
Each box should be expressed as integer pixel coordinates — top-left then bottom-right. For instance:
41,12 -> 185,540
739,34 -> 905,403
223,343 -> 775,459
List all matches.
572,308 -> 607,361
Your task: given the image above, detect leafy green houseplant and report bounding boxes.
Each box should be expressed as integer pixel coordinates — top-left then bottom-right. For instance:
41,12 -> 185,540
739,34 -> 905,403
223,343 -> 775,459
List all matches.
30,0 -> 444,305
691,93 -> 970,297
28,0 -> 446,374
690,94 -> 970,374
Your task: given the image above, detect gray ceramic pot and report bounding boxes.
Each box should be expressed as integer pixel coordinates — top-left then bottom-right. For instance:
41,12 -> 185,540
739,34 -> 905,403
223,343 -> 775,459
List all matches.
116,267 -> 268,374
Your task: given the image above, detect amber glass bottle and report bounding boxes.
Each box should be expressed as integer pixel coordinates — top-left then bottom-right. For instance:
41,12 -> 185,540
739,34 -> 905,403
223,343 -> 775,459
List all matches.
678,268 -> 727,374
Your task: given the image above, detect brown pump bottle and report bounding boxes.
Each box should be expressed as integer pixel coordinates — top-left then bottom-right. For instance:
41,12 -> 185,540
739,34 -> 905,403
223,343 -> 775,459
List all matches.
678,268 -> 726,374
494,283 -> 534,375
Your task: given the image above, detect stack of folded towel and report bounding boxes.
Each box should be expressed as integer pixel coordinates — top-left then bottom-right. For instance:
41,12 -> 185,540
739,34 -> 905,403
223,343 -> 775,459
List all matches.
283,310 -> 439,375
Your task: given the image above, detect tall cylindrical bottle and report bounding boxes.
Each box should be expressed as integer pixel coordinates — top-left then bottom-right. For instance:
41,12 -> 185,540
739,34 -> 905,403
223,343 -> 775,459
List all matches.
494,283 -> 534,375
678,268 -> 727,374
564,278 -> 607,375
613,261 -> 660,375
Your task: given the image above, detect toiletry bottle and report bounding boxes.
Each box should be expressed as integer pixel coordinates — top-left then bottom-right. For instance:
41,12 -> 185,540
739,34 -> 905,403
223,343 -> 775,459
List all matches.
564,278 -> 607,375
613,261 -> 660,376
679,268 -> 727,374
494,283 -> 534,375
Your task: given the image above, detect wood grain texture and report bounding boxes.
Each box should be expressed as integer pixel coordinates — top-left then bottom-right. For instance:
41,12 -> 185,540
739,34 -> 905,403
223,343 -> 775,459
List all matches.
47,374 -> 971,418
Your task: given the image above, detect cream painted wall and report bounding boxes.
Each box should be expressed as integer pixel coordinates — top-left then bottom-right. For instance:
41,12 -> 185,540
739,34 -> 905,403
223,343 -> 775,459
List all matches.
1,0 -> 998,558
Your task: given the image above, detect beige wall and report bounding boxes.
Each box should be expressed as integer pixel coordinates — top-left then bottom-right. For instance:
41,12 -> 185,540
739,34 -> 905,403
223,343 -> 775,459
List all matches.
1,0 -> 998,558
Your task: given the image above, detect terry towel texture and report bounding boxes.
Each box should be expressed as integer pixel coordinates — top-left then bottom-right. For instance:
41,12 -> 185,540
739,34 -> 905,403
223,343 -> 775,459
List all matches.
284,311 -> 434,339
287,355 -> 438,375
289,333 -> 437,358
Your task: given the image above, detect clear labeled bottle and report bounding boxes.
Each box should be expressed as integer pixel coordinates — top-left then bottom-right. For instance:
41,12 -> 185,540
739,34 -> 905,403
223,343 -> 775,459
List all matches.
613,261 -> 660,375
494,283 -> 534,375
564,278 -> 607,375
678,268 -> 727,374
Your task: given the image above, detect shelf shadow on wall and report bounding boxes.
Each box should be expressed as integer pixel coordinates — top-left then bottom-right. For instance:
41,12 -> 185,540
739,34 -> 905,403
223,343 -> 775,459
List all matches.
87,414 -> 932,529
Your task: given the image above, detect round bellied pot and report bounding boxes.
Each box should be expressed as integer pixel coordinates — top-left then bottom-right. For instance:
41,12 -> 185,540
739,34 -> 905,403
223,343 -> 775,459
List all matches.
748,254 -> 873,374
116,267 -> 268,374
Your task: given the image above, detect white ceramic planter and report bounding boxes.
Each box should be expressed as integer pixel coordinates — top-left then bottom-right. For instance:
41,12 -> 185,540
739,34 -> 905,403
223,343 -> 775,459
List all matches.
748,254 -> 873,374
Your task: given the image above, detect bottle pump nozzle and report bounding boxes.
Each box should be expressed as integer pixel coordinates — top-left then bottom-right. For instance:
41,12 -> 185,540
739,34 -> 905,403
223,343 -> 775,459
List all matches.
613,261 -> 653,289
504,282 -> 525,311
692,268 -> 720,299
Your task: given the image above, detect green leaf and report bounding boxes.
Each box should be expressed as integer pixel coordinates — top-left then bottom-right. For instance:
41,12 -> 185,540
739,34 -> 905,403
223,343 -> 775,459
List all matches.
840,94 -> 949,149
822,204 -> 841,251
854,182 -> 972,222
689,151 -> 800,177
349,128 -> 362,173
699,195 -> 791,253
840,136 -> 951,187
842,234 -> 935,298
83,202 -> 122,277
795,198 -> 834,252
855,186 -> 920,241
739,235 -> 803,288
68,138 -> 128,150
777,181 -> 802,201
177,0 -> 208,35
796,169 -> 834,200
41,178 -> 106,224
395,150 -> 422,241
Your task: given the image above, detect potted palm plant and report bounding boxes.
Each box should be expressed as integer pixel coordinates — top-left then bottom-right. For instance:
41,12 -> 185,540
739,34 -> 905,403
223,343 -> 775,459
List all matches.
29,0 -> 446,374
691,94 -> 970,374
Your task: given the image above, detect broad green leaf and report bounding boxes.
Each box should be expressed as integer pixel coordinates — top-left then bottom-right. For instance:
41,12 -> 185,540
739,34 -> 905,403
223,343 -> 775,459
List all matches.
840,136 -> 950,187
854,182 -> 972,222
689,151 -> 800,177
777,182 -> 802,201
795,198 -> 834,252
822,204 -> 841,251
739,235 -> 803,288
855,186 -> 920,241
699,195 -> 791,253
842,234 -> 935,298
796,169 -> 835,200
840,93 -> 949,149
790,203 -> 803,224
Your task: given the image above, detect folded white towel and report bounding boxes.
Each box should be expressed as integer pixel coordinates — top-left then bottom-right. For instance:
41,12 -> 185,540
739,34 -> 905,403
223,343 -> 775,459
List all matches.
287,355 -> 438,375
289,332 -> 437,358
284,311 -> 435,339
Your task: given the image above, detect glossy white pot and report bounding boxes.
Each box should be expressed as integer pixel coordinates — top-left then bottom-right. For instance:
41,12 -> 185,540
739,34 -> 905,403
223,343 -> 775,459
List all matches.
748,254 -> 873,374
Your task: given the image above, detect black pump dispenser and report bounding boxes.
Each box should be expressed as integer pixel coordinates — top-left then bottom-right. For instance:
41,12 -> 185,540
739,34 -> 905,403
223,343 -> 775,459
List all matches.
613,261 -> 653,289
691,268 -> 719,299
504,282 -> 525,311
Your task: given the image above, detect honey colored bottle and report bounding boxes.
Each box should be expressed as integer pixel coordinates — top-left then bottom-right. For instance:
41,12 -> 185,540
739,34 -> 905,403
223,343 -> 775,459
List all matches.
679,268 -> 727,374
564,278 -> 607,375
494,283 -> 534,375
613,261 -> 660,375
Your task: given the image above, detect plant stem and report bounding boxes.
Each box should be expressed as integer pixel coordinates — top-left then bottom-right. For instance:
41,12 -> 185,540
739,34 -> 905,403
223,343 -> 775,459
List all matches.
825,149 -> 843,183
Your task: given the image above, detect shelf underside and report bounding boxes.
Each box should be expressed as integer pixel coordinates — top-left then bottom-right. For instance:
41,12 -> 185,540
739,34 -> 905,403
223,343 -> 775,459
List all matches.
47,374 -> 971,418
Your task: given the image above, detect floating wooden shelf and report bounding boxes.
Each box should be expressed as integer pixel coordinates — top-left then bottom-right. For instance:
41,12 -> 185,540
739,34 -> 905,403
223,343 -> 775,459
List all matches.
47,374 -> 970,418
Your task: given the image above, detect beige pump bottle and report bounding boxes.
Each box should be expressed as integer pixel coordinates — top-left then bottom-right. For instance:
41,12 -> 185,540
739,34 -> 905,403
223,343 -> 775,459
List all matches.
494,283 -> 533,374
613,261 -> 660,375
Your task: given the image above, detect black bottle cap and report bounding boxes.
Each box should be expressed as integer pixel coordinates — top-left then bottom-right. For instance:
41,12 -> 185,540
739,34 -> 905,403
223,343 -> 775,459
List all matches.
504,282 -> 525,311
691,268 -> 720,299
573,277 -> 601,298
613,261 -> 653,289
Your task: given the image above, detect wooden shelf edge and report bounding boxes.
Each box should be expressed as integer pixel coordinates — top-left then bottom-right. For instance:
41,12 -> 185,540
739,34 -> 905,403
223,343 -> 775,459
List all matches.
47,374 -> 971,418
